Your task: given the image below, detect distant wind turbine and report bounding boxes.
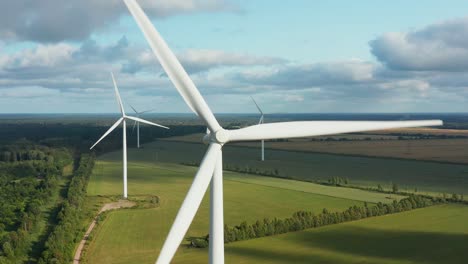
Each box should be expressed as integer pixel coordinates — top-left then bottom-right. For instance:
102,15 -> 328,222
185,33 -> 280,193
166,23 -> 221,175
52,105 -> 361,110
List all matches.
90,72 -> 169,199
123,0 -> 443,262
251,96 -> 265,161
130,105 -> 156,148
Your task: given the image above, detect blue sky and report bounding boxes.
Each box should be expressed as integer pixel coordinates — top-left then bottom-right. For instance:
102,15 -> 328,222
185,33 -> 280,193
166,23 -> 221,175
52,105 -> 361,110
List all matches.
1,0 -> 468,113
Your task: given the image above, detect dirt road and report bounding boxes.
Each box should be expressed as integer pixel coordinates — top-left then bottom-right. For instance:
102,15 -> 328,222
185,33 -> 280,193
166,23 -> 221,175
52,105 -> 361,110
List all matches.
73,200 -> 136,264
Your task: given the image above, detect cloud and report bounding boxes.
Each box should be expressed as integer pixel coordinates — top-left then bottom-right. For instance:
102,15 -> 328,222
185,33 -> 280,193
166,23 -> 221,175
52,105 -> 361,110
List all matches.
138,0 -> 237,17
370,17 -> 468,71
378,79 -> 430,92
2,12 -> 468,113
284,94 -> 305,102
0,0 -> 237,43
180,49 -> 286,73
0,86 -> 59,98
122,49 -> 285,74
236,60 -> 375,88
0,43 -> 76,69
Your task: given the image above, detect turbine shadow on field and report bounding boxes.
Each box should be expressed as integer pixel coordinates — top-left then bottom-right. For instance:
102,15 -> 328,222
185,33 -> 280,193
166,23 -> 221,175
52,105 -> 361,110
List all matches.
288,226 -> 468,263
227,246 -> 332,264
227,226 -> 468,263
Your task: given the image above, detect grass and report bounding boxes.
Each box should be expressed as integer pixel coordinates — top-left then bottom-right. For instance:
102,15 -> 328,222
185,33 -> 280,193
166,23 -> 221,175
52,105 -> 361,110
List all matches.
173,204 -> 468,264
84,158 -> 381,264
224,173 -> 406,204
99,140 -> 468,195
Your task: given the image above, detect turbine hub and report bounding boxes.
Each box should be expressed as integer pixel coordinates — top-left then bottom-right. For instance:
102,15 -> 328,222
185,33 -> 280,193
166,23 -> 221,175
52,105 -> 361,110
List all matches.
202,129 -> 229,144
214,129 -> 229,143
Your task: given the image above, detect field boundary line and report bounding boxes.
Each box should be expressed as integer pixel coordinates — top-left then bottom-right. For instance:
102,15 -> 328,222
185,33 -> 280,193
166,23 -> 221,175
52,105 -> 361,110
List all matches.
224,178 -> 388,204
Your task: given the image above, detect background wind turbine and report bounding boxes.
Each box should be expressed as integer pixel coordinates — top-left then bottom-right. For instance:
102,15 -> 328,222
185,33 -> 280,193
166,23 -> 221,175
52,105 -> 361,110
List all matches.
251,96 -> 265,161
90,72 -> 169,199
123,0 -> 443,263
130,105 -> 156,148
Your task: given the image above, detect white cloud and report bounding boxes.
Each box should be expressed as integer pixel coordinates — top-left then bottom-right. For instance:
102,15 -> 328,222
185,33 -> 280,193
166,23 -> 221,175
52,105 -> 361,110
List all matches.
0,86 -> 59,98
378,79 -> 430,92
139,0 -> 236,16
123,49 -> 285,74
237,60 -> 376,88
0,0 -> 237,43
370,17 -> 468,71
284,94 -> 304,102
0,43 -> 76,68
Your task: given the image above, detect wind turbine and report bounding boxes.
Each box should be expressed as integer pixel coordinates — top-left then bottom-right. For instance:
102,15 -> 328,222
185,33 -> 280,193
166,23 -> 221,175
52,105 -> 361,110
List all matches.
123,0 -> 443,263
130,105 -> 156,148
251,96 -> 265,161
90,72 -> 169,199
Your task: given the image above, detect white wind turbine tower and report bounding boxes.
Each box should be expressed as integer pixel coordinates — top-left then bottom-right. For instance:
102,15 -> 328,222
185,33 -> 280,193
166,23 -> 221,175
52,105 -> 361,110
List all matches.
251,96 -> 265,161
130,105 -> 156,148
90,72 -> 169,199
123,0 -> 443,263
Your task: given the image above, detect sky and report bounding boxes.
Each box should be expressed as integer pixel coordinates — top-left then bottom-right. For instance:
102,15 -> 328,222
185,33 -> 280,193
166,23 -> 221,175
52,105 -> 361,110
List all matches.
1,0 -> 468,114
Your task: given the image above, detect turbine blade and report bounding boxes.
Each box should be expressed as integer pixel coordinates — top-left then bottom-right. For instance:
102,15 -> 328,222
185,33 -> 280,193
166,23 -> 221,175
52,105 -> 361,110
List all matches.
228,120 -> 443,142
90,118 -> 123,149
111,72 -> 125,115
125,116 -> 169,129
156,143 -> 222,264
140,108 -> 156,114
123,0 -> 221,133
250,96 -> 263,115
132,120 -> 137,133
130,104 -> 138,114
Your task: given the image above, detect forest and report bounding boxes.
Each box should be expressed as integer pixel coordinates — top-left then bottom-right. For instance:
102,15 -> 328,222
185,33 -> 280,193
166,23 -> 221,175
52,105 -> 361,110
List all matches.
0,122 -> 203,263
0,142 -> 72,263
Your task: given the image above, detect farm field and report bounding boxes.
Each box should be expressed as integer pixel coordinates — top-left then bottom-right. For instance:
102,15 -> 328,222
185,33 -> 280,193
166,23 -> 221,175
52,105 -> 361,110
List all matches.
99,141 -> 468,195
173,204 -> 468,264
164,133 -> 468,164
84,156 -> 395,263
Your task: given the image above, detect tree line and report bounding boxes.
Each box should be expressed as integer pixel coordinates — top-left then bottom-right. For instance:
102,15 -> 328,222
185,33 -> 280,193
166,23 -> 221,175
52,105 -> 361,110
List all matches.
182,162 -> 282,179
0,123 -> 204,153
190,195 -> 437,248
38,153 -> 95,264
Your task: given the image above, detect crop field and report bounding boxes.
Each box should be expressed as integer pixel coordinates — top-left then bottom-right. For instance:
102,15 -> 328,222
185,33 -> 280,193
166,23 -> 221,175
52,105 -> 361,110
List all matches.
84,155 -> 396,263
243,139 -> 468,165
99,141 -> 468,195
164,133 -> 468,164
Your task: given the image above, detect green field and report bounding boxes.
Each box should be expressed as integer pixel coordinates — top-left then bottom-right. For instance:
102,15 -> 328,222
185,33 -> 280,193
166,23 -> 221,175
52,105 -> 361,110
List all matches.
84,155 -> 396,263
99,140 -> 468,195
85,157 -> 468,264
84,140 -> 468,264
175,204 -> 466,264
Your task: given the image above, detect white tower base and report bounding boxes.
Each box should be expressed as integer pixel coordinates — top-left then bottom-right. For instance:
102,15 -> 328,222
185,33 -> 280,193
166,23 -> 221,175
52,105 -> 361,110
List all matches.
209,151 -> 224,264
123,119 -> 128,199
